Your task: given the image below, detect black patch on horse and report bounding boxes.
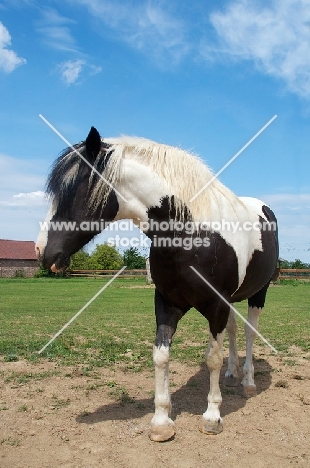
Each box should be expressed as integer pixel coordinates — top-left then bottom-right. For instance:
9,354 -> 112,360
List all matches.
232,206 -> 278,303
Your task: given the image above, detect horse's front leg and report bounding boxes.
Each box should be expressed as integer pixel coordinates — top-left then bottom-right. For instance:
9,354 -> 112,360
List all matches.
150,289 -> 186,442
200,329 -> 225,435
150,345 -> 174,442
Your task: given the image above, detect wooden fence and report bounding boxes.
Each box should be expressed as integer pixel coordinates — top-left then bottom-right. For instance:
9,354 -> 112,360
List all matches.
278,268 -> 310,280
67,269 -> 148,279
67,268 -> 310,281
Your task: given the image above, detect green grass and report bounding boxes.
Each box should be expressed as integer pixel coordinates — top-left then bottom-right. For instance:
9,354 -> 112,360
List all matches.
0,278 -> 309,368
0,437 -> 21,446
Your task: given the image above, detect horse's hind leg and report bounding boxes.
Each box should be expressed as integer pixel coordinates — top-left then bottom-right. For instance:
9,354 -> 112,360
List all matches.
241,283 -> 269,397
149,289 -> 187,442
224,307 -> 239,387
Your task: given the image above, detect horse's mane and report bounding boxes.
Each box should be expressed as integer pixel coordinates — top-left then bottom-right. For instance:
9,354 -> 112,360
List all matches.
96,136 -> 243,221
47,136 -> 243,221
46,142 -> 84,209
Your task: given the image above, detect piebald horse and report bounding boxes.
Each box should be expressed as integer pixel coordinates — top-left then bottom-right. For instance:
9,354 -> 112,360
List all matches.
36,127 -> 278,441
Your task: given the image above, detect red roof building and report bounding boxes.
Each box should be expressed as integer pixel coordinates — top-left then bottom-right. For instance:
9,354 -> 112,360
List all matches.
0,239 -> 38,277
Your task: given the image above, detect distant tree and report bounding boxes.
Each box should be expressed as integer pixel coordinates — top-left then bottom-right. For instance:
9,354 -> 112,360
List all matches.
123,247 -> 146,269
70,250 -> 91,270
89,243 -> 123,270
279,258 -> 310,269
280,259 -> 292,269
291,259 -> 310,269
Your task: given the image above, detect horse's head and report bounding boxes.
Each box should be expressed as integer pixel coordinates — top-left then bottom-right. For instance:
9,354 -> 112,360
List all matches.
36,127 -> 119,272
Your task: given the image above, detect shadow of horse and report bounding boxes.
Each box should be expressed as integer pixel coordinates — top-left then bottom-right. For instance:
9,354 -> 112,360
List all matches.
76,356 -> 273,425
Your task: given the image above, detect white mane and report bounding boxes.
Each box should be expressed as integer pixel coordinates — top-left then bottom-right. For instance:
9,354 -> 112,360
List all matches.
89,136 -> 244,222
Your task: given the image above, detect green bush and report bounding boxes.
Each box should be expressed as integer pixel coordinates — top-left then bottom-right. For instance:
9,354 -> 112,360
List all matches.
34,266 -> 66,278
70,250 -> 91,269
34,266 -> 53,278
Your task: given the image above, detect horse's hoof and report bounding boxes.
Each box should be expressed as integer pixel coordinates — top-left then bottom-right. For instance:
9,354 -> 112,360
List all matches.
199,418 -> 223,435
149,425 -> 175,442
241,384 -> 257,397
224,375 -> 239,387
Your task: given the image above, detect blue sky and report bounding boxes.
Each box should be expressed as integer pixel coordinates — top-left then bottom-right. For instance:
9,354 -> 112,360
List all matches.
0,0 -> 310,261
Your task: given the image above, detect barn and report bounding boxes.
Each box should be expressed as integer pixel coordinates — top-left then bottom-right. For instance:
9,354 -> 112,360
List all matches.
0,239 -> 38,278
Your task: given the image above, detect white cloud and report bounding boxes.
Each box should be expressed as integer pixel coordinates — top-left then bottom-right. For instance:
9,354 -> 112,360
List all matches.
36,7 -> 79,52
0,191 -> 46,207
43,26 -> 77,52
89,64 -> 102,76
72,0 -> 189,65
58,59 -> 102,85
0,21 -> 26,73
206,0 -> 310,97
59,59 -> 85,84
36,7 -> 102,84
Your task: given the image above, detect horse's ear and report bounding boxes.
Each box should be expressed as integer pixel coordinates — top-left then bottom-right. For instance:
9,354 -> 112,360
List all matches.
85,127 -> 101,162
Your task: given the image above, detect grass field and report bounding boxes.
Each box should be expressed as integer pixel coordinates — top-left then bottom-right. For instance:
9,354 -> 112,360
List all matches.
0,278 -> 309,370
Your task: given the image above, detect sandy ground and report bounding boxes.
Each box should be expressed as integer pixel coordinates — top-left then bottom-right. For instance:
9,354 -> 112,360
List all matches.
0,347 -> 309,468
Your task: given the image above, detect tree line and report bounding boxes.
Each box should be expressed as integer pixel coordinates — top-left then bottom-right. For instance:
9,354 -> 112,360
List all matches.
69,244 -> 146,270
280,259 -> 310,269
69,253 -> 310,271
35,245 -> 146,277
36,247 -> 310,278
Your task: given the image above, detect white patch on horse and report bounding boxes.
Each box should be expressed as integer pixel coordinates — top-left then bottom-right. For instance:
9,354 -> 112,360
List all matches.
35,202 -> 56,258
113,159 -> 173,224
151,345 -> 174,428
201,331 -> 225,434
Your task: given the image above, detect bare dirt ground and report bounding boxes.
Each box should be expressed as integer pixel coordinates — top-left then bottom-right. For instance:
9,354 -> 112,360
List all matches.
1,346 -> 309,468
